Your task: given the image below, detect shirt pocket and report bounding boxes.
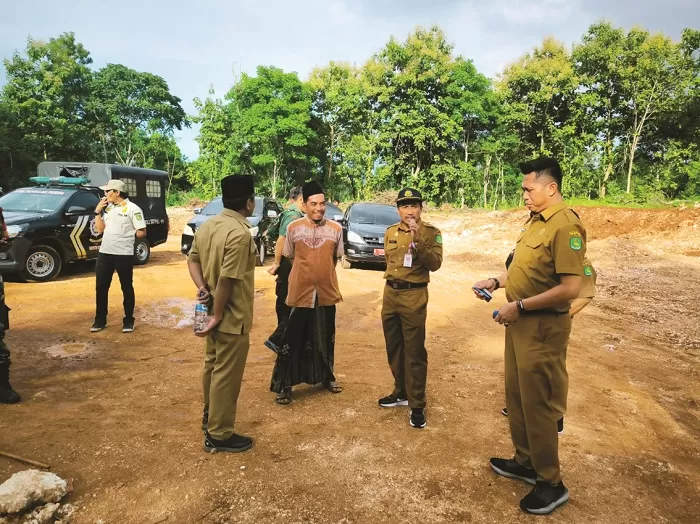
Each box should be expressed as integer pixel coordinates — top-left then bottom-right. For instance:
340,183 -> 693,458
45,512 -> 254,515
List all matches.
522,235 -> 546,266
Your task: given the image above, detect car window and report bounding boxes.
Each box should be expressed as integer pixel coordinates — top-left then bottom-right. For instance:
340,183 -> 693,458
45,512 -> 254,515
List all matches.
349,206 -> 399,225
201,198 -> 223,215
67,192 -> 99,212
0,188 -> 74,213
325,203 -> 343,219
252,196 -> 264,217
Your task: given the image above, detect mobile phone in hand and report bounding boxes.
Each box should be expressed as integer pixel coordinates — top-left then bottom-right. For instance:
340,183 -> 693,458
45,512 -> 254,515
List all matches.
472,286 -> 493,302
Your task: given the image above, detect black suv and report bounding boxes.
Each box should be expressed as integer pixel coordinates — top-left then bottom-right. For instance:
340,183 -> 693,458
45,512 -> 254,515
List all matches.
340,202 -> 399,269
0,162 -> 169,282
181,196 -> 282,265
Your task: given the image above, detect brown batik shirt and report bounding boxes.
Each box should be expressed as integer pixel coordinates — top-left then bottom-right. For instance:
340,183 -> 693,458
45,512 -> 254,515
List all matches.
284,217 -> 344,308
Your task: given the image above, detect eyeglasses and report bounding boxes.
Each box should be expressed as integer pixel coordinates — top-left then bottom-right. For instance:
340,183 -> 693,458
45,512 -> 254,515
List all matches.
105,189 -> 117,194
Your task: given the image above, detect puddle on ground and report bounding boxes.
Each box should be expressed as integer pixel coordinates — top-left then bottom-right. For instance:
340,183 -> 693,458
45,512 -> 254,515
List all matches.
141,291 -> 266,329
140,298 -> 194,329
44,342 -> 95,358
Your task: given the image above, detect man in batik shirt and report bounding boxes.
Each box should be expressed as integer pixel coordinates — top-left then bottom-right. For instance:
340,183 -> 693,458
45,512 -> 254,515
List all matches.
270,181 -> 344,404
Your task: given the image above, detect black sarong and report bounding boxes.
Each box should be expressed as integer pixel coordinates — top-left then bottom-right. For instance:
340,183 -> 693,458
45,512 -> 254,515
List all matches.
270,303 -> 336,393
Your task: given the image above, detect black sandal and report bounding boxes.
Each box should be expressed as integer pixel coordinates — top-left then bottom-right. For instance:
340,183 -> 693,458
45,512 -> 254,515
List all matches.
324,381 -> 343,394
275,388 -> 292,405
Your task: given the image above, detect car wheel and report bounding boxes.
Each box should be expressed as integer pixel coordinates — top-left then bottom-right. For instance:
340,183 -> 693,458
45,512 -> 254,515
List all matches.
134,240 -> 151,265
255,238 -> 265,266
341,255 -> 352,269
22,245 -> 62,282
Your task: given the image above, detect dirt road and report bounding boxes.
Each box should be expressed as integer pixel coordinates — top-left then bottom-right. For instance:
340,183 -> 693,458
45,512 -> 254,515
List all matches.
1,206 -> 699,523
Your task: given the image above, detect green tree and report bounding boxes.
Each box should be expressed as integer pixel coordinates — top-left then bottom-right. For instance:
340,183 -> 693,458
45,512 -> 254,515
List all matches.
2,33 -> 93,162
87,63 -> 188,166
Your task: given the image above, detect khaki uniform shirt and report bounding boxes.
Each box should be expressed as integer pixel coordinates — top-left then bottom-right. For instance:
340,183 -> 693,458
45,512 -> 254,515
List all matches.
506,202 -> 586,312
99,199 -> 147,255
188,209 -> 256,335
284,217 -> 343,308
579,257 -> 597,299
383,221 -> 443,283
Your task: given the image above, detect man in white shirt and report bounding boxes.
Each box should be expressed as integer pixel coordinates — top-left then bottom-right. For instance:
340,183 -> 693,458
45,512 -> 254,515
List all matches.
91,179 -> 147,333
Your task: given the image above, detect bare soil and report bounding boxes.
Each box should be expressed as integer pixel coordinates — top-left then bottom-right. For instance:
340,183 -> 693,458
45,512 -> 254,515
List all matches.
1,206 -> 699,523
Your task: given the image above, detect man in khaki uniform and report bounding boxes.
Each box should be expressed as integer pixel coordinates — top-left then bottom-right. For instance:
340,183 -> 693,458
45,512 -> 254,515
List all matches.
501,255 -> 597,435
187,175 -> 257,453
473,157 -> 585,515
379,188 -> 442,429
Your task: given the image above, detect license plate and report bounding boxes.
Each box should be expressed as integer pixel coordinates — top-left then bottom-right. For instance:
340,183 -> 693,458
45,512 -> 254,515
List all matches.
374,248 -> 385,256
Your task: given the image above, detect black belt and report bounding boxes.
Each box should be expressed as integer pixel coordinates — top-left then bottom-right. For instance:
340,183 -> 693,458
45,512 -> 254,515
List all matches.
386,280 -> 428,290
519,309 -> 569,316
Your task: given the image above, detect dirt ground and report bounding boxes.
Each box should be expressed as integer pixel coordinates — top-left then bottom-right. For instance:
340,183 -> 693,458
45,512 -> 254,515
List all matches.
1,205 -> 699,524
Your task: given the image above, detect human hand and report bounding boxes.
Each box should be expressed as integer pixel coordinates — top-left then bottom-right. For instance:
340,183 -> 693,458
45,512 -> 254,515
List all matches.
95,197 -> 108,213
472,279 -> 497,299
196,286 -> 211,305
494,301 -> 520,325
267,263 -> 280,276
195,315 -> 221,337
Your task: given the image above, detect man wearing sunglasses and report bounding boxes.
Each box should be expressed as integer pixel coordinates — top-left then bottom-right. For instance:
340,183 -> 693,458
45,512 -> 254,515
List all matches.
91,179 -> 147,333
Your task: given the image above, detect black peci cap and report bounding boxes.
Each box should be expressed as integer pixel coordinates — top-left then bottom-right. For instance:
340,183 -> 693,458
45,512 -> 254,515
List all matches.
221,175 -> 254,199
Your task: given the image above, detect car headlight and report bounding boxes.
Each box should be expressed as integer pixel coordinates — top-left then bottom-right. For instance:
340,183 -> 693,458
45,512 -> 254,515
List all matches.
183,224 -> 195,237
347,231 -> 364,244
6,224 -> 28,238
249,226 -> 259,237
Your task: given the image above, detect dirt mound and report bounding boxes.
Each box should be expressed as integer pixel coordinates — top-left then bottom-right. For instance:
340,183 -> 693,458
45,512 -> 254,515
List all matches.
573,207 -> 700,240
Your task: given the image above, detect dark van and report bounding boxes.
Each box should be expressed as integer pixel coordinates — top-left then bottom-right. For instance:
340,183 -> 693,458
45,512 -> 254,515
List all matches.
0,162 -> 169,282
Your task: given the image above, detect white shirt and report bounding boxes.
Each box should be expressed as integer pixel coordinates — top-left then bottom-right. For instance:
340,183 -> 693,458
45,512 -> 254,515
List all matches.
99,199 -> 147,256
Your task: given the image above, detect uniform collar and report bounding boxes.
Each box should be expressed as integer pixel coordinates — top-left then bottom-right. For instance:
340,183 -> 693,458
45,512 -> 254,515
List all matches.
221,208 -> 251,227
535,201 -> 567,222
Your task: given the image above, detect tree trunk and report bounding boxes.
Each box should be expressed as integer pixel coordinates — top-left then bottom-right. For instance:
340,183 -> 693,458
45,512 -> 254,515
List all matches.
463,124 -> 471,163
601,162 -> 613,199
328,125 -> 334,181
626,136 -> 639,194
272,159 -> 279,198
483,155 -> 492,208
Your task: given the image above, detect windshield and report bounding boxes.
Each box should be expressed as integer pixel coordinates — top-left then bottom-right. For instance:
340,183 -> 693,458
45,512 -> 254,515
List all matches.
201,198 -> 223,215
350,206 -> 399,225
201,196 -> 264,216
0,188 -> 73,213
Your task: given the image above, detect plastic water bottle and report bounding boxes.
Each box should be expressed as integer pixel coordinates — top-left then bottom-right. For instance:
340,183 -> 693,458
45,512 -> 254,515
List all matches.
194,303 -> 208,333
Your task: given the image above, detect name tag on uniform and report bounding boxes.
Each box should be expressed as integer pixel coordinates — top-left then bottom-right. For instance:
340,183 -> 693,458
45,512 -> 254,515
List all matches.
403,253 -> 413,267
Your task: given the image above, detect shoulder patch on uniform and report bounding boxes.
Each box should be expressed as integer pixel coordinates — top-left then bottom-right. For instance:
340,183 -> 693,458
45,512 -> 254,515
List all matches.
134,212 -> 143,221
435,234 -> 442,244
570,237 -> 582,250
584,266 -> 593,276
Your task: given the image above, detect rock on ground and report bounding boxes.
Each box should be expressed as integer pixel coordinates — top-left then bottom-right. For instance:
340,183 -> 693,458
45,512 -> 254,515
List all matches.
0,470 -> 68,514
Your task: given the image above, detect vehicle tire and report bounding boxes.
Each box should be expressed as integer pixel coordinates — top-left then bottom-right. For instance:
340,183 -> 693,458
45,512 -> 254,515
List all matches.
134,240 -> 151,265
255,238 -> 265,266
22,245 -> 62,282
341,255 -> 352,269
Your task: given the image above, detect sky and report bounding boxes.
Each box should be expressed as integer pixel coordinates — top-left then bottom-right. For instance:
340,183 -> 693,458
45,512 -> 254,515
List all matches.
1,0 -> 697,160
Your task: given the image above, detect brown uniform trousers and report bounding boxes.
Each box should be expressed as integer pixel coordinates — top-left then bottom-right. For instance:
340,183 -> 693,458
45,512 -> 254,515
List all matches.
189,208 -> 256,440
505,202 -> 586,484
382,221 -> 442,408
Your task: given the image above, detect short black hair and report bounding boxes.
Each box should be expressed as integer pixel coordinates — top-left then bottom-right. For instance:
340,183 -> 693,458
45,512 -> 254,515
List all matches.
289,186 -> 302,200
223,195 -> 254,212
118,191 -> 129,199
519,157 -> 563,191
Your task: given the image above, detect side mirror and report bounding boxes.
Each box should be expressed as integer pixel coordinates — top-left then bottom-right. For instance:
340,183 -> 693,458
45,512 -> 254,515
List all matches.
334,214 -> 344,221
193,207 -> 202,215
66,206 -> 89,216
266,210 -> 278,218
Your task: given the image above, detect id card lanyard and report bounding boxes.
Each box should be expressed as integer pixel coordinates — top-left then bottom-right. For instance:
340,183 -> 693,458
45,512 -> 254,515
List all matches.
403,240 -> 415,268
